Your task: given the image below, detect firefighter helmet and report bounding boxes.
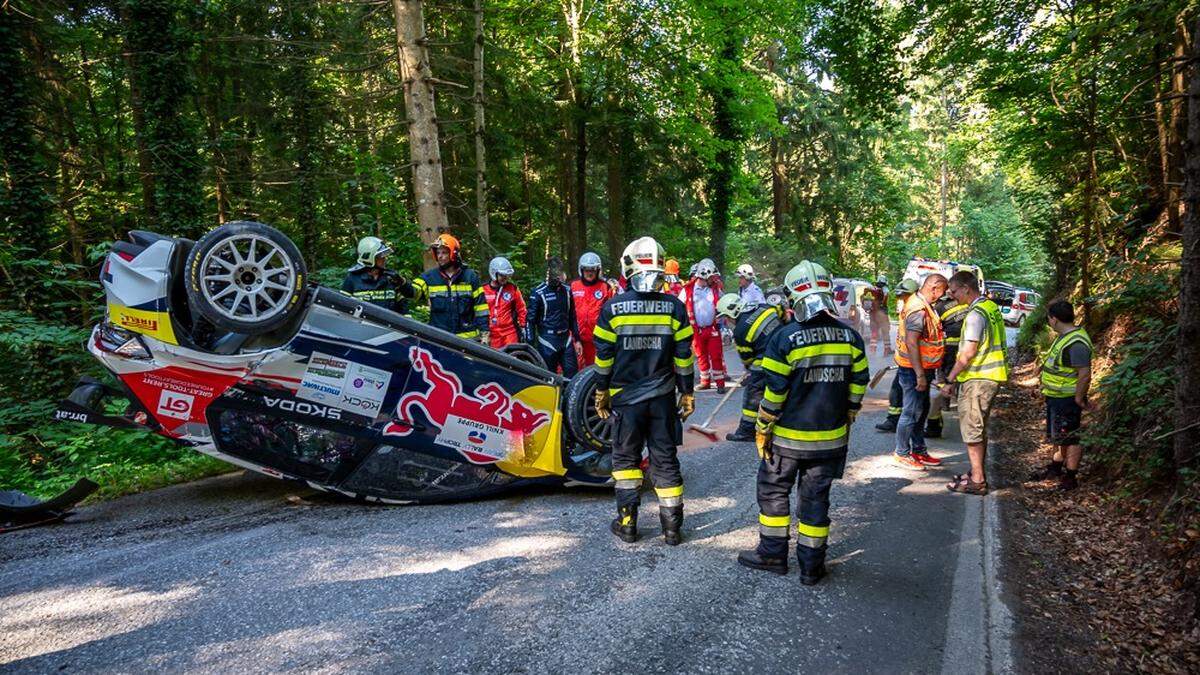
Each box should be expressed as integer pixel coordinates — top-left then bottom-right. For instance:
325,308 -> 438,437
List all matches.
578,251 -> 602,277
431,233 -> 461,262
351,236 -> 392,271
736,264 -> 756,281
716,292 -> 749,319
488,256 -> 514,281
784,260 -> 836,321
620,237 -> 666,293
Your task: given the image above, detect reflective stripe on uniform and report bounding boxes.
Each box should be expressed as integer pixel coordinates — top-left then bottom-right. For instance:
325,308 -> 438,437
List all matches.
655,484 -> 683,506
759,513 -> 791,537
613,468 -> 643,490
797,520 -> 829,548
771,424 -> 848,451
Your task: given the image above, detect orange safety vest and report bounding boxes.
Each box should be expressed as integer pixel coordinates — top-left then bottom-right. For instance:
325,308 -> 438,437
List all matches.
895,294 -> 945,370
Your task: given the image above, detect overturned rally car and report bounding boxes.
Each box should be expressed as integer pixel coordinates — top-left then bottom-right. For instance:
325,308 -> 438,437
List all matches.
56,222 -> 614,503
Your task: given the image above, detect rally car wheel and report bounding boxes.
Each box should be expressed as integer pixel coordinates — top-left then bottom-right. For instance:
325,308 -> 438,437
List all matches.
564,366 -> 613,451
501,343 -> 547,369
185,221 -> 307,334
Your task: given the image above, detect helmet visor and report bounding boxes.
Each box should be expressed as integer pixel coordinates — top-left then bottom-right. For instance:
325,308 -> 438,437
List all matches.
628,271 -> 664,293
792,292 -> 837,322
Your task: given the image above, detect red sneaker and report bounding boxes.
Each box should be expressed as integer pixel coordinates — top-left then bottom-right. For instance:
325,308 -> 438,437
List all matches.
911,451 -> 942,466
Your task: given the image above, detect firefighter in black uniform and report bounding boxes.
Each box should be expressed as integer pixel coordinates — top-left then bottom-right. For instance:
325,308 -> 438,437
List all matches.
738,260 -> 870,584
341,236 -> 408,312
407,233 -> 490,342
593,236 -> 695,545
717,293 -> 784,442
925,294 -> 968,438
528,257 -> 580,377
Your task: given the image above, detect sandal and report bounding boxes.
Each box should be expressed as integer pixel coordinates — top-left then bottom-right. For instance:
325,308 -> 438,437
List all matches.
947,473 -> 988,495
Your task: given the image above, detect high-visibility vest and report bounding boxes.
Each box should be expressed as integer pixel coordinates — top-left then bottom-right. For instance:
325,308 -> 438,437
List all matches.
1040,327 -> 1092,398
959,298 -> 1008,383
940,303 -> 969,346
895,295 -> 944,370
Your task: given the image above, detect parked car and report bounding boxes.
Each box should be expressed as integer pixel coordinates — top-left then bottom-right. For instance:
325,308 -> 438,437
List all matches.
55,222 -> 613,504
1002,288 -> 1042,326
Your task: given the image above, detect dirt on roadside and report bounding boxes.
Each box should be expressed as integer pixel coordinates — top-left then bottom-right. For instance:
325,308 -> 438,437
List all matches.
991,363 -> 1200,674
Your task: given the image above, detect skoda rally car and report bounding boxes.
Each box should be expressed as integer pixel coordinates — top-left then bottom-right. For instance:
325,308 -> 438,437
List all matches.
55,222 -> 613,503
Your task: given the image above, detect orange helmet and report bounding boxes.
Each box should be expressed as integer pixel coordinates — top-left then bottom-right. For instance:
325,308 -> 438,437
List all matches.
664,259 -> 680,275
431,233 -> 461,261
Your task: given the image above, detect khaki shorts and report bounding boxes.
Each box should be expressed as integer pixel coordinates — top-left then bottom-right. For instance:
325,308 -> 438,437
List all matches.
958,379 -> 1000,444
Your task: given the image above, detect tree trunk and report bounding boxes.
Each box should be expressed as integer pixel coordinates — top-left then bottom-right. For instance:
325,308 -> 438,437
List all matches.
472,0 -> 489,245
1174,16 -> 1200,471
392,0 -> 449,249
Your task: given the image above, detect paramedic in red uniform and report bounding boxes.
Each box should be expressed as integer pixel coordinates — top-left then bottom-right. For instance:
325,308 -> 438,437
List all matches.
481,256 -> 527,348
571,251 -> 614,368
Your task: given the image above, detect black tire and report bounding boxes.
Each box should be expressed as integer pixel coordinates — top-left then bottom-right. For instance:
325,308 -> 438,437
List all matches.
564,366 -> 613,452
185,221 -> 307,334
501,343 -> 547,369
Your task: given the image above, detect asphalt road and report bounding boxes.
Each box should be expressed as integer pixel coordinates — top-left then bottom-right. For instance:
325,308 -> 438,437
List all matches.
0,329 -> 1018,674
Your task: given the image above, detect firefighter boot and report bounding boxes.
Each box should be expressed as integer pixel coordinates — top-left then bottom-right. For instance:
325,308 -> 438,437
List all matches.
796,543 -> 828,586
660,505 -> 683,546
610,505 -> 639,543
725,420 -> 756,442
737,535 -> 789,575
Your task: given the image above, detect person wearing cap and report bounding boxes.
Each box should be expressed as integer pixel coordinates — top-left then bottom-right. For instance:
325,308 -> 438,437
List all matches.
736,264 -> 767,306
571,252 -> 614,368
874,278 -> 919,433
737,260 -> 869,584
866,274 -> 893,356
481,256 -> 527,348
409,233 -> 490,341
342,236 -> 409,313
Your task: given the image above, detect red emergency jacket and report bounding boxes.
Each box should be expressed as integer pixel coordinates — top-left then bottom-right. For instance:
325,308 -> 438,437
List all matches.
680,277 -> 724,328
570,277 -> 613,343
482,281 -> 527,339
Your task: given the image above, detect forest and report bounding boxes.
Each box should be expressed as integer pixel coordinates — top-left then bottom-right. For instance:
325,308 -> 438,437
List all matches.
1,0 -> 1198,573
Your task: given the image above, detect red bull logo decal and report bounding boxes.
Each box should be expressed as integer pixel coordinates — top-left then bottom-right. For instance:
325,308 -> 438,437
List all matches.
383,347 -> 550,464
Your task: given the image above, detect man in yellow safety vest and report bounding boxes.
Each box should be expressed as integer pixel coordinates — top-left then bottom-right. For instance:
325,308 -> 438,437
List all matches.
943,270 -> 1009,495
1030,299 -> 1092,490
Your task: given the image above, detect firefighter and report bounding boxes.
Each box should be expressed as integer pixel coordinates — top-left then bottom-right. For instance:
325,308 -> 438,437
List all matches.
718,293 -> 784,442
481,256 -> 527,348
342,236 -> 408,312
926,292 -> 970,438
528,257 -> 580,377
736,264 -> 767,306
571,251 -> 614,368
875,278 -> 919,433
408,234 -> 490,341
737,260 -> 869,584
680,258 -> 726,391
593,237 -> 695,545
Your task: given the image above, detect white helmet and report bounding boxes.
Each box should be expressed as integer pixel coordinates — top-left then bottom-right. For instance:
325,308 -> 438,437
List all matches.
784,260 -> 837,321
578,251 -> 602,277
620,237 -> 666,293
716,292 -> 749,319
351,236 -> 392,271
694,258 -> 719,279
736,263 -> 756,280
488,256 -> 515,281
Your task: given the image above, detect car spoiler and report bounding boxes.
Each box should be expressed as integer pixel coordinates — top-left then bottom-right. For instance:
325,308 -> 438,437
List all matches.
310,287 -> 562,386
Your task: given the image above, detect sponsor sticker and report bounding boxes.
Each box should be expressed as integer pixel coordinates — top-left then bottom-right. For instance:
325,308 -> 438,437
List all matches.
297,351 -> 391,416
157,390 -> 195,420
433,415 -> 513,464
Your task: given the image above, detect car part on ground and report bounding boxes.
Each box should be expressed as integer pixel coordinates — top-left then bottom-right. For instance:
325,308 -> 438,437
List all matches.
1,479 -> 98,533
